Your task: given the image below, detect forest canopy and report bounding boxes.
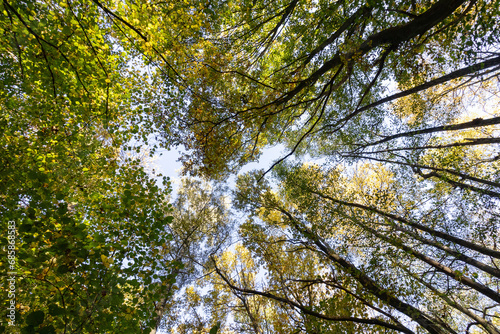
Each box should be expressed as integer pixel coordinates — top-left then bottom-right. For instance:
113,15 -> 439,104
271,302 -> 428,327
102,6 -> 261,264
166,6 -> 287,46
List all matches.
1,0 -> 499,333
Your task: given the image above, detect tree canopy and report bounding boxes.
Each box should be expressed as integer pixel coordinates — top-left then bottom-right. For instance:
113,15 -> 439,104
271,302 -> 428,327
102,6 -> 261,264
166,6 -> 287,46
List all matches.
0,0 -> 178,332
1,0 -> 499,333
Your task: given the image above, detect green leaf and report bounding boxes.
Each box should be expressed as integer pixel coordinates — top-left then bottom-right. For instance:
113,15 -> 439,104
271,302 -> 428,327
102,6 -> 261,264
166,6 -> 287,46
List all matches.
39,325 -> 56,334
26,311 -> 45,326
21,325 -> 36,334
209,322 -> 221,334
48,304 -> 65,316
57,265 -> 69,274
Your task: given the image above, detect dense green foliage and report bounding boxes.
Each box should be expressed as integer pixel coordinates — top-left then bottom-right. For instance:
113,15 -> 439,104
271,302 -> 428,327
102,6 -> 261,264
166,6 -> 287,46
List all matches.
0,1 -> 177,332
1,0 -> 499,333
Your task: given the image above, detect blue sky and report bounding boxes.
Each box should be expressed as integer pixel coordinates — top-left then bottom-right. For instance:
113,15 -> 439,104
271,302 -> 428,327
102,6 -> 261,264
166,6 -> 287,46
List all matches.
153,144 -> 288,198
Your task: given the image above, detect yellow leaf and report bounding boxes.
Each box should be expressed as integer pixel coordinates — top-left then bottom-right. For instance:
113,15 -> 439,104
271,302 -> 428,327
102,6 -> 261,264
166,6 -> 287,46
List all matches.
101,254 -> 110,268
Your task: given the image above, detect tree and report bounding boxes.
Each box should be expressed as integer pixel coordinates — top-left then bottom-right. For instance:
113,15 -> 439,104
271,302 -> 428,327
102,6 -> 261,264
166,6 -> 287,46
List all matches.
0,1 -> 178,332
150,1 -> 500,331
157,0 -> 500,180
229,163 -> 500,333
2,0 -> 499,333
153,178 -> 233,333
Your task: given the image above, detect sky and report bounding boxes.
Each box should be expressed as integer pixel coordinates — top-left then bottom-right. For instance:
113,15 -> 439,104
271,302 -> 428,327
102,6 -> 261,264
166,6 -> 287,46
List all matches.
153,144 -> 289,198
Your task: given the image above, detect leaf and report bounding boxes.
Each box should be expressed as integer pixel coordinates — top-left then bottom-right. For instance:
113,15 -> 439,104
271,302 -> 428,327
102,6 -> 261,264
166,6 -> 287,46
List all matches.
26,311 -> 45,326
39,325 -> 56,334
48,304 -> 64,316
101,254 -> 112,268
209,322 -> 221,334
21,325 -> 36,334
57,265 -> 69,274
